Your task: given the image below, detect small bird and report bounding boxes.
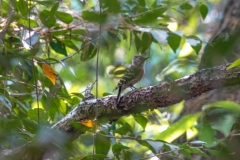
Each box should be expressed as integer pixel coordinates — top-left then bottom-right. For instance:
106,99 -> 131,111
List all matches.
113,54 -> 149,106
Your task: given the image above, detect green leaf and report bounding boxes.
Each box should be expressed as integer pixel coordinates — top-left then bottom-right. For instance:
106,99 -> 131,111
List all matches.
137,140 -> 157,154
186,36 -> 202,54
101,0 -> 120,13
227,59 -> 240,70
156,113 -> 201,142
95,132 -> 111,156
17,0 -> 28,17
205,101 -> 240,116
28,108 -> 49,123
82,11 -> 107,23
199,4 -> 208,20
55,11 -> 73,24
180,3 -> 193,10
134,6 -> 167,24
63,40 -> 78,51
107,31 -> 121,42
71,92 -> 85,99
197,121 -> 219,148
102,92 -> 112,96
18,19 -> 39,28
168,33 -> 181,53
81,41 -> 97,61
115,122 -> 132,135
39,10 -> 56,28
50,38 -> 67,56
138,0 -> 145,6
50,2 -> 59,16
112,143 -> 129,155
134,114 -> 148,130
150,29 -> 169,44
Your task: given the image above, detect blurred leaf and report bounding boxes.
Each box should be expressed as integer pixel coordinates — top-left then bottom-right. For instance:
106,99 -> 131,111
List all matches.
55,11 -> 74,24
112,143 -> 129,155
71,92 -> 85,99
197,121 -> 219,148
227,59 -> 240,70
81,41 -> 97,61
134,114 -> 148,130
138,0 -> 145,6
102,92 -> 112,96
50,2 -> 59,16
205,101 -> 240,116
101,0 -> 120,13
80,119 -> 97,128
28,108 -> 49,123
18,19 -> 39,27
42,63 -> 57,85
50,38 -> 67,56
17,0 -> 28,17
39,10 -> 56,27
156,113 -> 201,142
199,4 -> 208,20
95,131 -> 110,156
63,40 -> 78,51
180,3 -> 193,10
186,36 -> 202,54
107,31 -> 121,42
137,140 -> 157,154
82,11 -> 107,23
115,122 -> 132,135
0,94 -> 12,112
168,33 -> 181,53
151,29 -> 169,44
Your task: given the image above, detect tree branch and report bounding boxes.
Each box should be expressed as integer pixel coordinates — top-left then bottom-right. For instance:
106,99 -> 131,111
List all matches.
52,64 -> 240,132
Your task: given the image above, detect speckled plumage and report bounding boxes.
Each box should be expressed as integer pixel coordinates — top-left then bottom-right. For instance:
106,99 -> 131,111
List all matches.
113,55 -> 149,105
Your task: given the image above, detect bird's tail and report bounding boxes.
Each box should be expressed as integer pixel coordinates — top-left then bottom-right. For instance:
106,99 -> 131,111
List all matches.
116,86 -> 122,106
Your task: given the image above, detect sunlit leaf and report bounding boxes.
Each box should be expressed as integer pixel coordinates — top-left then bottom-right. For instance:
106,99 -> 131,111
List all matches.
156,113 -> 201,142
151,29 -> 169,44
80,119 -> 97,128
186,36 -> 202,54
199,4 -> 208,20
227,59 -> 240,70
42,63 -> 57,85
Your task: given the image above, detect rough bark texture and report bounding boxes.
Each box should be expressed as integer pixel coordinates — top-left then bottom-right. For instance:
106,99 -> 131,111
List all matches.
52,64 -> 240,132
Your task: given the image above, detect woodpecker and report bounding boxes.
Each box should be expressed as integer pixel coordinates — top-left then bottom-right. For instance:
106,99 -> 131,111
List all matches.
113,54 -> 149,106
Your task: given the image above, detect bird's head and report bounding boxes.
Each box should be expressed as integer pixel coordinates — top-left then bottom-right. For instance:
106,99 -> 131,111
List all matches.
132,54 -> 149,66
